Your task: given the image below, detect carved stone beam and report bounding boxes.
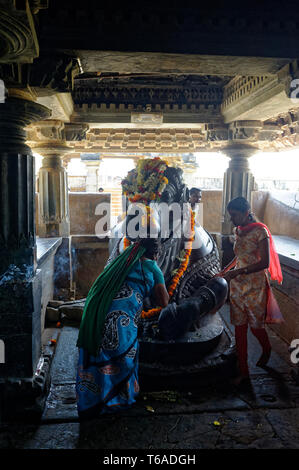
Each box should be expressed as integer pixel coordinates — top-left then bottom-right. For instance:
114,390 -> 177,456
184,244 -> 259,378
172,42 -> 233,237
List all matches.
228,120 -> 263,142
65,123 -> 89,143
221,73 -> 298,123
28,54 -> 81,123
29,54 -> 81,94
205,123 -> 229,142
256,123 -> 283,143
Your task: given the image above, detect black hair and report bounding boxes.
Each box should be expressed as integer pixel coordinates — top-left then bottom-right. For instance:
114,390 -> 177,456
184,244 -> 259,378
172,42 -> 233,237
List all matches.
227,197 -> 255,221
190,187 -> 202,195
139,237 -> 160,260
227,197 -> 250,213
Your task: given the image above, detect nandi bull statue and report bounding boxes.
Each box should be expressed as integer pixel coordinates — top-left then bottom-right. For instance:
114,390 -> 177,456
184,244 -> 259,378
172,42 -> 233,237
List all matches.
56,158 -> 235,385
106,158 -> 235,384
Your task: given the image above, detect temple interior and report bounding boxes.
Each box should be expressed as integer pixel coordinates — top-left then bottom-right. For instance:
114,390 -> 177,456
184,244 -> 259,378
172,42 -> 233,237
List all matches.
0,0 -> 299,451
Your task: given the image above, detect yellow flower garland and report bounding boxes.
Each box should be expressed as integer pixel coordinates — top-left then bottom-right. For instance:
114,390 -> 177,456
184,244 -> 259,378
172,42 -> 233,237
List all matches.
121,157 -> 168,204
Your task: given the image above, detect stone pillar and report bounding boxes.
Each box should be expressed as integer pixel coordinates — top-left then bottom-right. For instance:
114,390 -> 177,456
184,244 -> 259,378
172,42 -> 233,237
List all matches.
38,155 -> 70,237
81,154 -> 101,192
221,143 -> 257,235
27,120 -> 72,238
0,90 -> 51,381
86,163 -> 98,192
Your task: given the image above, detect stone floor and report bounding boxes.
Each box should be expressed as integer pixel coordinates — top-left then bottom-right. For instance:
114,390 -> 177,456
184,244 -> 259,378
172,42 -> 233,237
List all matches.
0,304 -> 299,449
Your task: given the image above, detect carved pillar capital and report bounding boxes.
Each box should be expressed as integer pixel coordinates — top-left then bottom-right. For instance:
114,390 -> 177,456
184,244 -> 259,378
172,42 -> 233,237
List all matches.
222,142 -> 259,161
228,120 -> 263,143
221,143 -> 258,235
26,119 -> 73,157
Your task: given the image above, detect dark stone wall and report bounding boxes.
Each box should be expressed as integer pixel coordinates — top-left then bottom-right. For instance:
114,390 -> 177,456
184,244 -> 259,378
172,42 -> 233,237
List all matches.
0,270 -> 42,378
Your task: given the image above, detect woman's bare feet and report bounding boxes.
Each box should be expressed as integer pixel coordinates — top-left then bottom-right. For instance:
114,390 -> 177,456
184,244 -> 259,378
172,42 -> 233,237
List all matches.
256,349 -> 271,367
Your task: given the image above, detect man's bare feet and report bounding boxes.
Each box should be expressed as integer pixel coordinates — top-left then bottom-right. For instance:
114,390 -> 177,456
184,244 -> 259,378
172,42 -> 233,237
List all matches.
256,349 -> 271,367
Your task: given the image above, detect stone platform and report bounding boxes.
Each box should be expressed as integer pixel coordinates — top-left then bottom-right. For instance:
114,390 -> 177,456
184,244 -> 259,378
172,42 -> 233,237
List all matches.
1,304 -> 299,449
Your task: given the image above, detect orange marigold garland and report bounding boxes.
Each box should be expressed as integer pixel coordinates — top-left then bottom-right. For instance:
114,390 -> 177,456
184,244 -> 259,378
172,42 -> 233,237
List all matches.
123,237 -> 131,249
140,210 -> 195,319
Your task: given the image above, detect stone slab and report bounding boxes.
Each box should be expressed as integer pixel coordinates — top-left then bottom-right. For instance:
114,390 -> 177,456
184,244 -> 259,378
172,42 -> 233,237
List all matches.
41,383 -> 251,422
50,327 -> 79,385
42,372 -> 299,423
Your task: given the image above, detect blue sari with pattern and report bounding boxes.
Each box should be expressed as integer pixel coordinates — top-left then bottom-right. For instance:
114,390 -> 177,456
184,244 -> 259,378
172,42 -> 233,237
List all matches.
76,259 -> 163,419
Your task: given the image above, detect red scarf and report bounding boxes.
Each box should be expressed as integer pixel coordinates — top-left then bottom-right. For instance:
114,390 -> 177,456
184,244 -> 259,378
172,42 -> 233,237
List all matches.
237,222 -> 283,284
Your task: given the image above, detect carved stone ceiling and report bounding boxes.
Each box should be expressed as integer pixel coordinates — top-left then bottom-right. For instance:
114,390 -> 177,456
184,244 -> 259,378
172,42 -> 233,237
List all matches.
27,2 -> 299,153
4,2 -> 299,153
52,70 -> 299,153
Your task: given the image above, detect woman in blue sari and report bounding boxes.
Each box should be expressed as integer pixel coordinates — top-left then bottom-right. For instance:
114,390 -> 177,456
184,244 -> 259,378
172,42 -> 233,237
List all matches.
76,238 -> 168,419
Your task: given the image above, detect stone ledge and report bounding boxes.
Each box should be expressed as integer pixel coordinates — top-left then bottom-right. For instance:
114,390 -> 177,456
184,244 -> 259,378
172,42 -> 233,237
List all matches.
273,235 -> 299,271
37,237 -> 62,267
